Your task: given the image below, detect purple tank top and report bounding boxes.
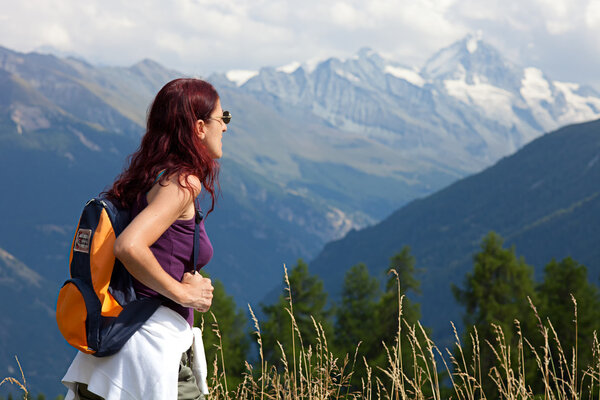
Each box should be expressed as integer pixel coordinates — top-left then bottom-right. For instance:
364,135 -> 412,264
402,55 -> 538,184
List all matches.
130,196 -> 213,326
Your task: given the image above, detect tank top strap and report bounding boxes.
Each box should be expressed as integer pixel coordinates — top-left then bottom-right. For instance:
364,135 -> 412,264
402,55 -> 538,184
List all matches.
154,170 -> 166,184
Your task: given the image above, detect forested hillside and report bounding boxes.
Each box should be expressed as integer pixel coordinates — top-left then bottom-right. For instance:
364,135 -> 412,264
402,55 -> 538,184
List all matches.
311,118 -> 600,343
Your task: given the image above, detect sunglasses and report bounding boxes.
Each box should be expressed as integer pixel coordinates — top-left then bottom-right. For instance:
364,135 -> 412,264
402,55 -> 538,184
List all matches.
208,110 -> 232,125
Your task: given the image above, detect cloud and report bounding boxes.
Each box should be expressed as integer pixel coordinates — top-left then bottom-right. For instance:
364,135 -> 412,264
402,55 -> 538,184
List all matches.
330,2 -> 364,27
535,0 -> 588,34
40,24 -> 72,48
0,0 -> 461,72
587,0 -> 600,28
0,0 -> 598,89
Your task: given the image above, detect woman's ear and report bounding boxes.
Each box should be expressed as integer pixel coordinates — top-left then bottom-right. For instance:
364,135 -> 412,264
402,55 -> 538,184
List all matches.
195,119 -> 206,140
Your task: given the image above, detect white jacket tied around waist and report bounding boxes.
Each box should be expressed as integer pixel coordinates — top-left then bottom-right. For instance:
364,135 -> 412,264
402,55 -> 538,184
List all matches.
62,306 -> 209,400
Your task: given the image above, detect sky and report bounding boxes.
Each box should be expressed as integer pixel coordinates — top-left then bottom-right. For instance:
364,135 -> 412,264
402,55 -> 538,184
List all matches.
1,0 -> 599,89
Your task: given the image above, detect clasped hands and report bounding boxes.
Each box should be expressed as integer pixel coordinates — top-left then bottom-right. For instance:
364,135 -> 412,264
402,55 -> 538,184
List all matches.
180,271 -> 214,312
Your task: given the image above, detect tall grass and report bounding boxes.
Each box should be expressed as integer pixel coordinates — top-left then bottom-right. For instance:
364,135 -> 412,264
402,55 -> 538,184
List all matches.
203,269 -> 600,399
3,271 -> 598,399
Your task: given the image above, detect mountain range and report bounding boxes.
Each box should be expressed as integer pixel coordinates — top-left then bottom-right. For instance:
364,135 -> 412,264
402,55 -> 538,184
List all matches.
0,35 -> 598,396
220,34 -> 600,179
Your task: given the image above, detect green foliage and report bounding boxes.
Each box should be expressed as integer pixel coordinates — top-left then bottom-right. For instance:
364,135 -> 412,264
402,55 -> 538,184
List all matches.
260,259 -> 333,367
386,246 -> 421,295
453,232 -> 537,330
333,262 -> 381,385
374,247 -> 426,373
381,247 -> 422,335
334,263 -> 381,356
194,278 -> 250,389
330,247 -> 430,389
452,232 -> 538,397
536,257 -> 600,383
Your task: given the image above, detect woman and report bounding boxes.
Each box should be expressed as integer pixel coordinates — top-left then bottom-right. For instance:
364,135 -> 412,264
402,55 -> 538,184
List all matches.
62,78 -> 231,399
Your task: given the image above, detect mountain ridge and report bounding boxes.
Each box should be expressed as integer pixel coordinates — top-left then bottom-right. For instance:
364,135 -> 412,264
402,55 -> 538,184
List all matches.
230,35 -> 599,173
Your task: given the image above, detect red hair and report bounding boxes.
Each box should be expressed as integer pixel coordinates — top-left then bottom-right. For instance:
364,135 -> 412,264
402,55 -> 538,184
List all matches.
105,78 -> 220,213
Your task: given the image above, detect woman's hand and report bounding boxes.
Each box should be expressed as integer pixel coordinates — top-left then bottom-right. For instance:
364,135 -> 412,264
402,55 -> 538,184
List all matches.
180,272 -> 214,312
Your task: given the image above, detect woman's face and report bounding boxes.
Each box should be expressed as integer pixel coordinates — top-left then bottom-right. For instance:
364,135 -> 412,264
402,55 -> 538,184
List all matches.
198,98 -> 227,159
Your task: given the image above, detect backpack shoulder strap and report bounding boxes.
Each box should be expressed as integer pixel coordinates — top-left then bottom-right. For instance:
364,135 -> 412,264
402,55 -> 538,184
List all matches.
97,197 -> 130,237
193,199 -> 203,272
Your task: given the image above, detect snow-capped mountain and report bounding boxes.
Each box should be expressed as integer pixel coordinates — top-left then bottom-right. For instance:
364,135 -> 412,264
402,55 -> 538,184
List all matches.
222,34 -> 600,175
423,34 -> 600,140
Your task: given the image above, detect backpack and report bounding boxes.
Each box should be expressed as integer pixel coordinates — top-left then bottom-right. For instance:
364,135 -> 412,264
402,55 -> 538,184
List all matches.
56,196 -> 202,357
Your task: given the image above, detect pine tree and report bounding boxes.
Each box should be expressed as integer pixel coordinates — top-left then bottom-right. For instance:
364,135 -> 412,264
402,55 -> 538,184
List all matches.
374,247 -> 424,371
536,257 -> 600,381
452,232 -> 538,397
260,259 -> 333,368
194,278 -> 250,389
378,247 -> 422,342
334,263 -> 381,364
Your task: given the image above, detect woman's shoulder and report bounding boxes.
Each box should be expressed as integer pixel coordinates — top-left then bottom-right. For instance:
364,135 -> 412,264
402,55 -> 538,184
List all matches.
143,173 -> 200,220
150,173 -> 202,198
178,174 -> 202,198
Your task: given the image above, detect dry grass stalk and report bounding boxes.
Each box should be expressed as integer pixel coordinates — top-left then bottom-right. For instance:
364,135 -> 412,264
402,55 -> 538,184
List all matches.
0,356 -> 28,399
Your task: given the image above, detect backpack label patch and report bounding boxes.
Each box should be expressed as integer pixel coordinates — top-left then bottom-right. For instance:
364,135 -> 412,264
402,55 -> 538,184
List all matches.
74,229 -> 92,253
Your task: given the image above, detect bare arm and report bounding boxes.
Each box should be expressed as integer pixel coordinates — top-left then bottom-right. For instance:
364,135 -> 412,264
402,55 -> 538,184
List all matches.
113,175 -> 213,312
